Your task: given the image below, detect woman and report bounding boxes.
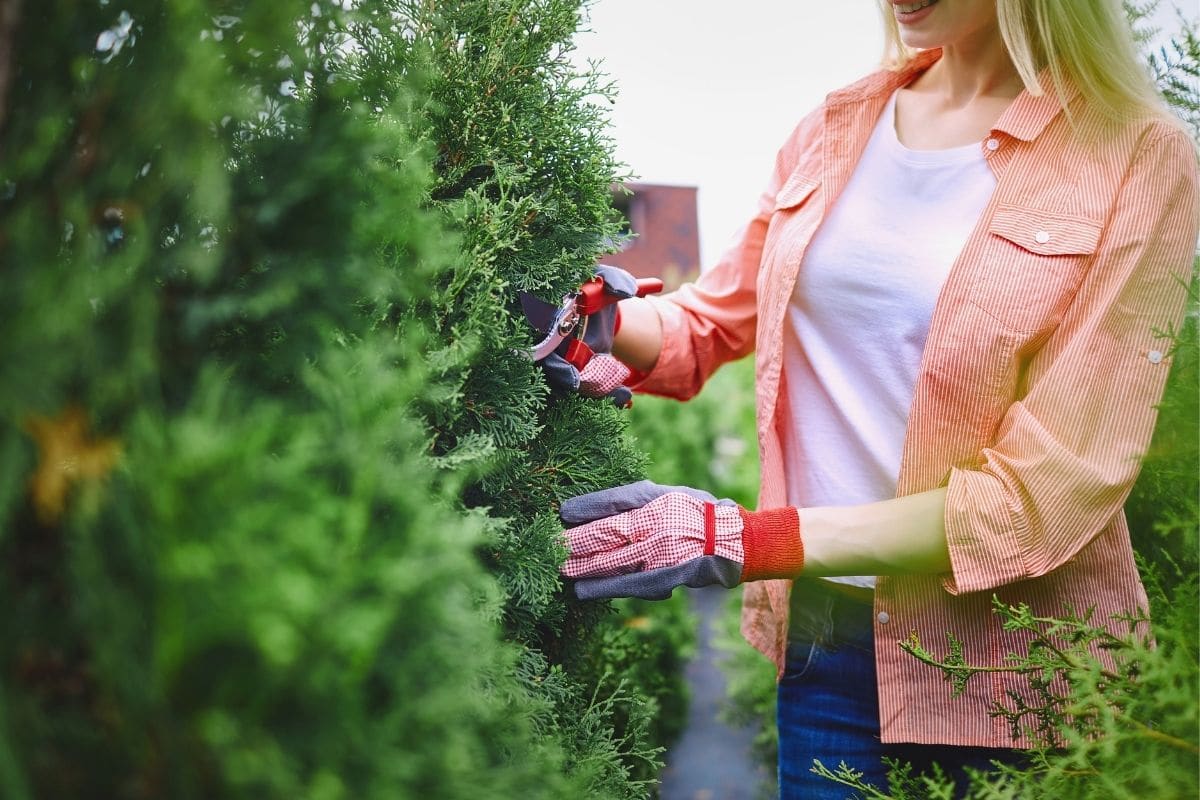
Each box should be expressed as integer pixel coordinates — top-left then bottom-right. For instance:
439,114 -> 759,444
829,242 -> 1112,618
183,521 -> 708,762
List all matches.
554,0 -> 1199,796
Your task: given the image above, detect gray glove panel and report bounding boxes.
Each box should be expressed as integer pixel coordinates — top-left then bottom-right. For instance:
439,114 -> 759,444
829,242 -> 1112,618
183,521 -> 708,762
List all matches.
539,351 -> 581,393
539,350 -> 633,408
594,265 -> 638,300
572,555 -> 743,601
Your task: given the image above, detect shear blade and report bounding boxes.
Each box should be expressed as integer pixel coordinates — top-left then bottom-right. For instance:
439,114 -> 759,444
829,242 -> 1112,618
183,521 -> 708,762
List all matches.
521,291 -> 575,360
519,291 -> 560,335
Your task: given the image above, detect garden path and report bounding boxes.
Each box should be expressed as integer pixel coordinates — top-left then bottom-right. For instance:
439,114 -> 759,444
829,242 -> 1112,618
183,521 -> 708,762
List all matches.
659,585 -> 774,800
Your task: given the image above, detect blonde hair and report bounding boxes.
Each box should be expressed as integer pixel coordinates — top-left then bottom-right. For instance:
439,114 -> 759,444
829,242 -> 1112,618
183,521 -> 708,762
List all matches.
877,0 -> 1173,124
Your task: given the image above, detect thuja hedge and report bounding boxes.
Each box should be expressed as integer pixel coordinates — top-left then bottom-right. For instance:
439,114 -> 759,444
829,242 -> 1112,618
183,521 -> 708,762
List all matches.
0,1 -> 688,797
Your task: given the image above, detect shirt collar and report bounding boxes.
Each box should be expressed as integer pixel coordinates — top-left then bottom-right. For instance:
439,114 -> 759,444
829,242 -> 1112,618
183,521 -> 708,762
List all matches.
827,48 -> 1078,143
992,67 -> 1080,142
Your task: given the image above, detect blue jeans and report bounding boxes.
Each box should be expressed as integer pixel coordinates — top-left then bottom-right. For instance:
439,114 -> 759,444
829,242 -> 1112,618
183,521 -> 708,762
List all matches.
777,580 -> 1023,799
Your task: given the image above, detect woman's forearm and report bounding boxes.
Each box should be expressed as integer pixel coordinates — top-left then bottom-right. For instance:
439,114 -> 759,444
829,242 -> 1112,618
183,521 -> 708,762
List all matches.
611,289 -> 951,578
798,486 -> 951,577
613,297 -> 664,373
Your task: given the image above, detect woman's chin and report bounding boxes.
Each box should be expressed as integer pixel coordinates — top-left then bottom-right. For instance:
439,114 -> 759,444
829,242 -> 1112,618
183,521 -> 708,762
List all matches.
898,31 -> 942,51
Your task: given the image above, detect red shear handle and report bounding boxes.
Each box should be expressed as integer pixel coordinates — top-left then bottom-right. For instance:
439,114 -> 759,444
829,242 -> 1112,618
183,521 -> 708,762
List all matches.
578,276 -> 665,314
634,277 -> 665,296
564,338 -> 594,371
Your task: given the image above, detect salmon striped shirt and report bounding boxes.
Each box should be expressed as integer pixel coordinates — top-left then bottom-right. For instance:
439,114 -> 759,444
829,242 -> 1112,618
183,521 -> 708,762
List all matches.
635,48 -> 1200,747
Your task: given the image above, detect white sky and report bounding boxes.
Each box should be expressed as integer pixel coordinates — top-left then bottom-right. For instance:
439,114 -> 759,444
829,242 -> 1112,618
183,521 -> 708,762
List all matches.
571,0 -> 1194,268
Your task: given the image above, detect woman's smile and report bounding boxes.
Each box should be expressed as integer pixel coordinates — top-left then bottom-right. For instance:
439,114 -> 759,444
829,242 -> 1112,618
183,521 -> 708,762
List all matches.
894,0 -> 940,25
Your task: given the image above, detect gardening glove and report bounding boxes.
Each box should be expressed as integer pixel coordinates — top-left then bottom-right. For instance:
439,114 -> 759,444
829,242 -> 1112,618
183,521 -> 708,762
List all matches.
537,265 -> 649,408
560,480 -> 804,601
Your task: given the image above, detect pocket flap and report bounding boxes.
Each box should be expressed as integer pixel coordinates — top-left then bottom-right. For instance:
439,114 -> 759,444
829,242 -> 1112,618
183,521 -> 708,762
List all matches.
774,172 -> 819,210
989,203 -> 1102,256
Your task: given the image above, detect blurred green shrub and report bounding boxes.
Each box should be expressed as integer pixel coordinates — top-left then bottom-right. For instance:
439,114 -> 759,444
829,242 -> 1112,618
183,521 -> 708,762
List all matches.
0,1 -> 692,796
627,358 -> 760,506
627,358 -> 775,784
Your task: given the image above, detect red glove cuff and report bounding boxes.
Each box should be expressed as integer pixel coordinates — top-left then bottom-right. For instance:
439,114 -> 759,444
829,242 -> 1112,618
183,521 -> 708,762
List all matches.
738,506 -> 804,583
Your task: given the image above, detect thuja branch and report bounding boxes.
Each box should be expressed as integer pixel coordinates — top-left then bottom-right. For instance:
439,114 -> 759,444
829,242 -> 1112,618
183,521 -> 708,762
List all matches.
901,632 -> 1037,677
899,597 -> 1156,745
809,761 -> 893,800
900,598 -> 1135,689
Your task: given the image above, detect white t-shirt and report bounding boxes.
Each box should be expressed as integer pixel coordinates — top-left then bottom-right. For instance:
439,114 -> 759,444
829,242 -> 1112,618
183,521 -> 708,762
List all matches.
781,90 -> 997,589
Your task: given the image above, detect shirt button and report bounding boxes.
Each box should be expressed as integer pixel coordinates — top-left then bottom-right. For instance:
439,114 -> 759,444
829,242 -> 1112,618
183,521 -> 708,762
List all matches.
877,611 -> 891,624
985,137 -> 1000,151
1147,350 -> 1164,364
1035,230 -> 1051,244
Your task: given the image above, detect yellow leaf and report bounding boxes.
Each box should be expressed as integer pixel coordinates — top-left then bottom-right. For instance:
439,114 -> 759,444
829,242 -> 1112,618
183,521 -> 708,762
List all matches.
24,406 -> 122,524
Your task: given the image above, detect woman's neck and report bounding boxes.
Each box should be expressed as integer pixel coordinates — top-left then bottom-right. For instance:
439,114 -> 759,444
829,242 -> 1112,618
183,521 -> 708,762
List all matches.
915,35 -> 1025,108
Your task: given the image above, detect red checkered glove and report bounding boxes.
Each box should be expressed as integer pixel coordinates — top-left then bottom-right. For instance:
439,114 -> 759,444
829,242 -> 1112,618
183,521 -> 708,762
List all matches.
560,480 -> 804,600
537,265 -> 651,408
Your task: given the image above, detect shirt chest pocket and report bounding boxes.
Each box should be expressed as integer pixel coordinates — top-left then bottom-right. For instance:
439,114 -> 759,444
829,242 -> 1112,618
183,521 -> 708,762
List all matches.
759,172 -> 821,297
774,172 -> 820,212
968,203 -> 1102,333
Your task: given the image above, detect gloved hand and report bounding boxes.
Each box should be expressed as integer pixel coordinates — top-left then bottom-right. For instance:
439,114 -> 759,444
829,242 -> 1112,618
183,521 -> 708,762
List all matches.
560,480 -> 804,600
537,265 -> 648,408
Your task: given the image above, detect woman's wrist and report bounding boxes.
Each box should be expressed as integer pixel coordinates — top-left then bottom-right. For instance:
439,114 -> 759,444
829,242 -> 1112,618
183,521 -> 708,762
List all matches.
612,296 -> 664,373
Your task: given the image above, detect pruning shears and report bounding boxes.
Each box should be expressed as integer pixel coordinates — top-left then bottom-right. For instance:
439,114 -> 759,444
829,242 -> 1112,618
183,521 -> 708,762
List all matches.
519,273 -> 663,366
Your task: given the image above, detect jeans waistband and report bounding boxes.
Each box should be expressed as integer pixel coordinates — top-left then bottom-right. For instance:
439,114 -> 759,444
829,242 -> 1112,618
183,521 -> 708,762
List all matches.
788,578 -> 875,651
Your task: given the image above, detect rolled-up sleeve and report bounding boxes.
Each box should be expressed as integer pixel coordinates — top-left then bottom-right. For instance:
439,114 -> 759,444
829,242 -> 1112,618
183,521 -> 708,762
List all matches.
945,129 -> 1200,595
635,114 -> 819,400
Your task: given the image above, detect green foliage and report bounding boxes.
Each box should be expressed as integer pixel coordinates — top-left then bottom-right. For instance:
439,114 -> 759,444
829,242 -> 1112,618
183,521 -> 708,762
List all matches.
386,1 -> 690,790
898,598 -> 1176,748
586,596 -> 697,750
713,586 -> 779,779
627,358 -> 760,507
1130,0 -> 1200,138
0,0 -> 688,797
627,360 -> 777,776
813,582 -> 1199,799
